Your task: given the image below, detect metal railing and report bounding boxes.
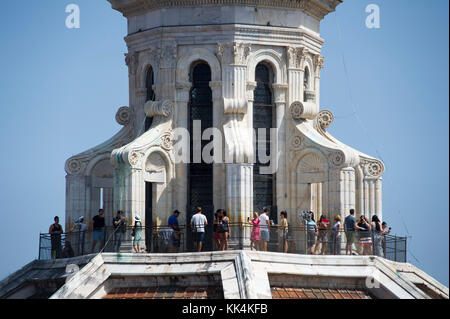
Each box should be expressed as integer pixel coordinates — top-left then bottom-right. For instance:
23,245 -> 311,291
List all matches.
39,223 -> 407,262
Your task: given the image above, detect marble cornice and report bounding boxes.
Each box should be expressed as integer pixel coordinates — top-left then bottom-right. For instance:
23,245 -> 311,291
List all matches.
109,0 -> 342,20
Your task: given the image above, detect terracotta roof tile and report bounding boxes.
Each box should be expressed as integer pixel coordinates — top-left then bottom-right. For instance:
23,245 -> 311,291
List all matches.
271,287 -> 373,300
104,286 -> 223,300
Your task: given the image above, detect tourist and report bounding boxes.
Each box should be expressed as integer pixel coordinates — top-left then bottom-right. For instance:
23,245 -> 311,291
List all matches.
190,207 -> 208,252
371,215 -> 383,257
344,209 -> 357,255
132,215 -> 143,253
62,241 -> 75,259
259,208 -> 271,251
212,211 -> 221,251
249,212 -> 261,251
91,209 -> 105,253
314,214 -> 330,255
168,210 -> 181,252
356,215 -> 372,255
381,222 -> 392,257
330,215 -> 342,255
49,216 -> 64,259
222,210 -> 231,250
278,211 -> 289,253
113,211 -> 127,252
306,212 -> 317,255
71,216 -> 87,255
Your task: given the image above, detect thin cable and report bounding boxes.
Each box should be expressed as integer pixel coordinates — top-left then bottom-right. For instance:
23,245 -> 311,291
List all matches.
334,13 -> 385,164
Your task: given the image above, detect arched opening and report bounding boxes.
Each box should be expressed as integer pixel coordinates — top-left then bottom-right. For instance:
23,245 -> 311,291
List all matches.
145,66 -> 156,132
188,61 -> 214,250
253,62 -> 276,221
304,66 -> 310,102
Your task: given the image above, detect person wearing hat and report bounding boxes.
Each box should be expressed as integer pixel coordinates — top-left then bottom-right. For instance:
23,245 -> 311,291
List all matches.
132,215 -> 143,253
168,210 -> 181,252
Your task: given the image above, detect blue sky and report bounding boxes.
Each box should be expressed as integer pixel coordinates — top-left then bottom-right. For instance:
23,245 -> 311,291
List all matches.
0,0 -> 448,286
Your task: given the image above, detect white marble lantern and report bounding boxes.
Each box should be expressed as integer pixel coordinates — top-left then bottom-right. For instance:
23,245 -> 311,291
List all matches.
65,0 -> 384,250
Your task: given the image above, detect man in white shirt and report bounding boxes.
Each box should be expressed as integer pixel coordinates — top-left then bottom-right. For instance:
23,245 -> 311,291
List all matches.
190,207 -> 208,252
259,208 -> 271,251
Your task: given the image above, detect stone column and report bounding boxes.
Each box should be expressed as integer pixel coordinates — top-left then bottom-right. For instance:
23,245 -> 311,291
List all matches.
272,84 -> 288,218
218,42 -> 253,249
65,174 -> 88,231
113,164 -> 145,252
174,81 -> 191,226
327,167 -> 355,218
226,163 -> 253,249
314,55 -> 324,108
210,81 -> 226,211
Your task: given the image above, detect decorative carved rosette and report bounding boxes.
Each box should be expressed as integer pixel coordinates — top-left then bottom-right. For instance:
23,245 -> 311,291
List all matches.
290,101 -> 304,120
128,151 -> 142,166
66,158 -> 84,175
116,106 -> 131,126
291,135 -> 304,151
328,151 -> 346,168
362,159 -> 385,178
315,110 -> 334,131
160,130 -> 174,151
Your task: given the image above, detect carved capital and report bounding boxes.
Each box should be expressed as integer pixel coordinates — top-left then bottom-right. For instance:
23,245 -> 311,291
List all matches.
287,47 -> 309,69
125,51 -> 139,75
217,42 -> 251,65
272,84 -> 288,104
314,55 -> 325,73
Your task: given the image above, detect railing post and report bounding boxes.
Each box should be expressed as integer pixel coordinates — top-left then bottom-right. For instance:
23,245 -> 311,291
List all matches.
38,233 -> 41,260
394,235 -> 397,262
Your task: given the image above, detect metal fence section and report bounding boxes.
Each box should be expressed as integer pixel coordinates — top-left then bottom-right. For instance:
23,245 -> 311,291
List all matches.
39,223 -> 407,263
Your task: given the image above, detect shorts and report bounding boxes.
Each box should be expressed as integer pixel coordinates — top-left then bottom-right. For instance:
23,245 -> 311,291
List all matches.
93,230 -> 105,241
317,231 -> 328,243
261,230 -> 270,242
345,231 -> 355,244
172,232 -> 181,247
307,231 -> 316,248
193,232 -> 205,243
133,237 -> 141,246
360,237 -> 372,246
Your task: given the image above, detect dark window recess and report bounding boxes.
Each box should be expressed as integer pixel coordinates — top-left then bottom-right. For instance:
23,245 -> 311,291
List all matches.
145,67 -> 156,132
145,182 -> 153,252
253,63 -> 275,221
187,62 -> 214,250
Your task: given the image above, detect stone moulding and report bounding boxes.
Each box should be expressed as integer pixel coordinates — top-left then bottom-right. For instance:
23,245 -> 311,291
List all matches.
290,101 -> 317,120
108,0 -> 342,21
111,100 -> 174,168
